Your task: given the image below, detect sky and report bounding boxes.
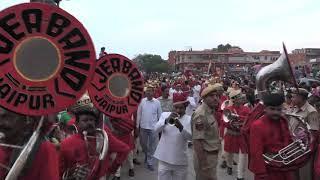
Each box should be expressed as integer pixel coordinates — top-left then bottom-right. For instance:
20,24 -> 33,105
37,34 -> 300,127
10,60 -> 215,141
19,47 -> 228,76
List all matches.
1,0 -> 320,59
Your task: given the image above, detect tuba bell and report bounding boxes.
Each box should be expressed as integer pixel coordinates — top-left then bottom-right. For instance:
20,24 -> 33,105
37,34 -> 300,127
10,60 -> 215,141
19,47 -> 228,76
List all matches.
256,43 -> 298,97
255,44 -> 313,170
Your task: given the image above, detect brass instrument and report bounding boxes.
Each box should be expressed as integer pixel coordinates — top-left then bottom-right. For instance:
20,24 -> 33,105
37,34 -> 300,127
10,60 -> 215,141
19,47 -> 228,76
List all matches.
62,95 -> 109,180
221,100 -> 244,130
222,109 -> 244,129
263,113 -> 311,167
256,43 -> 298,97
168,116 -> 180,126
255,44 -> 312,170
5,116 -> 44,180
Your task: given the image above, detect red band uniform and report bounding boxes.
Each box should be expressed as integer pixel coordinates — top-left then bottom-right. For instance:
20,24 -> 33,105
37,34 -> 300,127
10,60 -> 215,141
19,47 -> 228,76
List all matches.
248,93 -> 294,180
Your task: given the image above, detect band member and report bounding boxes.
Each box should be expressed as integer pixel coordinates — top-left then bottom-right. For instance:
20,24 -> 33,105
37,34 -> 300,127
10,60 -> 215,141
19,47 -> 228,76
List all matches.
136,85 -> 162,171
154,93 -> 192,180
158,85 -> 173,112
192,83 -> 222,180
249,93 -> 294,180
216,83 -> 228,169
60,108 -> 130,179
0,108 -> 59,180
290,88 -> 319,180
109,115 -> 136,179
223,89 -> 250,180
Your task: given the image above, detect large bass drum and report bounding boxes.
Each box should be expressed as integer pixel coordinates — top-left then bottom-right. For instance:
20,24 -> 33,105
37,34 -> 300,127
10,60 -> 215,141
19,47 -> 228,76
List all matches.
0,3 -> 96,116
0,2 -> 96,179
88,54 -> 144,119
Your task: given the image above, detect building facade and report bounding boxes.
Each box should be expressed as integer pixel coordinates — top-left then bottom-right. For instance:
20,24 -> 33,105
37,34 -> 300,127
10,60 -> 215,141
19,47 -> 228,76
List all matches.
168,48 -> 280,74
290,48 -> 320,66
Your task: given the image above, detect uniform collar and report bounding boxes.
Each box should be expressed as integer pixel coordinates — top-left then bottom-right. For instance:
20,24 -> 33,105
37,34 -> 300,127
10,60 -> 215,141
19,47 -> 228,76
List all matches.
299,101 -> 309,112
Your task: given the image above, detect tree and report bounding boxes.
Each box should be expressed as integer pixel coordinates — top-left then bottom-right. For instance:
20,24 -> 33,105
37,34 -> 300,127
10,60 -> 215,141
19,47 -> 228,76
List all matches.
217,43 -> 233,52
133,54 -> 170,73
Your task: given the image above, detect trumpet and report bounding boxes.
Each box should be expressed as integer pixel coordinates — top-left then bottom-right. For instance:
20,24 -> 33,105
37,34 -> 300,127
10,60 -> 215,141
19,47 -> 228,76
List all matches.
222,109 -> 245,130
167,113 -> 180,126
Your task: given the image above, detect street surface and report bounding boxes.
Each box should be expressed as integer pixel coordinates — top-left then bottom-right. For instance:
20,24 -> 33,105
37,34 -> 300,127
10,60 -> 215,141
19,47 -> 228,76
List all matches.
117,147 -> 254,180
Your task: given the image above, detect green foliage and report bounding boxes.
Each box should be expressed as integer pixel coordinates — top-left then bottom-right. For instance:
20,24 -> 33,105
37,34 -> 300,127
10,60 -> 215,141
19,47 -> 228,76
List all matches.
133,54 -> 170,73
217,43 -> 232,52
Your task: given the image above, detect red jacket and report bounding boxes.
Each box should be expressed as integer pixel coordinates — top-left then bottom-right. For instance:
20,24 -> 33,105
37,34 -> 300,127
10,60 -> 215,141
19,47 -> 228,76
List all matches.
0,141 -> 59,180
223,105 -> 250,153
110,116 -> 135,150
103,127 -> 130,175
217,95 -> 229,138
249,115 -> 294,180
60,127 -> 130,179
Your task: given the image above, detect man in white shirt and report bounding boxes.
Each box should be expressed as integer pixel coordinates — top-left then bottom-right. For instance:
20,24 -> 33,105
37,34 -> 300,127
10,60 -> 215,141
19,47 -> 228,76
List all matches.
154,93 -> 192,180
158,86 -> 173,112
193,81 -> 201,105
136,86 -> 162,171
186,91 -> 197,116
169,86 -> 177,99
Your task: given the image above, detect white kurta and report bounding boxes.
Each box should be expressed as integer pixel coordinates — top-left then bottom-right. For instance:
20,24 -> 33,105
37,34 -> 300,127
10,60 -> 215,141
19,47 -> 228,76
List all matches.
186,96 -> 197,116
193,84 -> 201,104
153,112 -> 192,165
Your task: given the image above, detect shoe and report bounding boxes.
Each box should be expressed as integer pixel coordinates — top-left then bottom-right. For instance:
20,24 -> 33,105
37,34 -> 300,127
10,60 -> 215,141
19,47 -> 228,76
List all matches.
227,167 -> 233,175
133,158 -> 141,165
220,160 -> 227,169
237,178 -> 244,180
112,177 -> 120,180
129,169 -> 135,177
147,165 -> 155,171
233,161 -> 237,165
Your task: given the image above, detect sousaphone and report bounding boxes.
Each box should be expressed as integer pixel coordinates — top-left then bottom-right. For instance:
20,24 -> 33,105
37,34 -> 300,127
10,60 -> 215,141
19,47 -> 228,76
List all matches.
252,43 -> 313,171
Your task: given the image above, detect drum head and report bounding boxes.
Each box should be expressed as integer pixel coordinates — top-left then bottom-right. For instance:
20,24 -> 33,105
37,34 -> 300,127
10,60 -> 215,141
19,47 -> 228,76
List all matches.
0,3 -> 96,115
88,54 -> 144,118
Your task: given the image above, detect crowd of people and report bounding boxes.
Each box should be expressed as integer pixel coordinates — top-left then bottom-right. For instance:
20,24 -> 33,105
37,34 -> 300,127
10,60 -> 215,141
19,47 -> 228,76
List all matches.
0,71 -> 320,180
1,1 -> 319,180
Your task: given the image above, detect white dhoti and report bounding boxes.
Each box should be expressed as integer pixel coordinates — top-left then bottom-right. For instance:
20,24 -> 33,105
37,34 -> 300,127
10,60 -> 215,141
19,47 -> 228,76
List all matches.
158,160 -> 187,180
237,149 -> 248,179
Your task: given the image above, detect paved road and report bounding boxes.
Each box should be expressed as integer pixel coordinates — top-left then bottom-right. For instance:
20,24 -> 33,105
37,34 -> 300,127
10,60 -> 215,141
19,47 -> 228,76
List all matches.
115,147 -> 254,180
